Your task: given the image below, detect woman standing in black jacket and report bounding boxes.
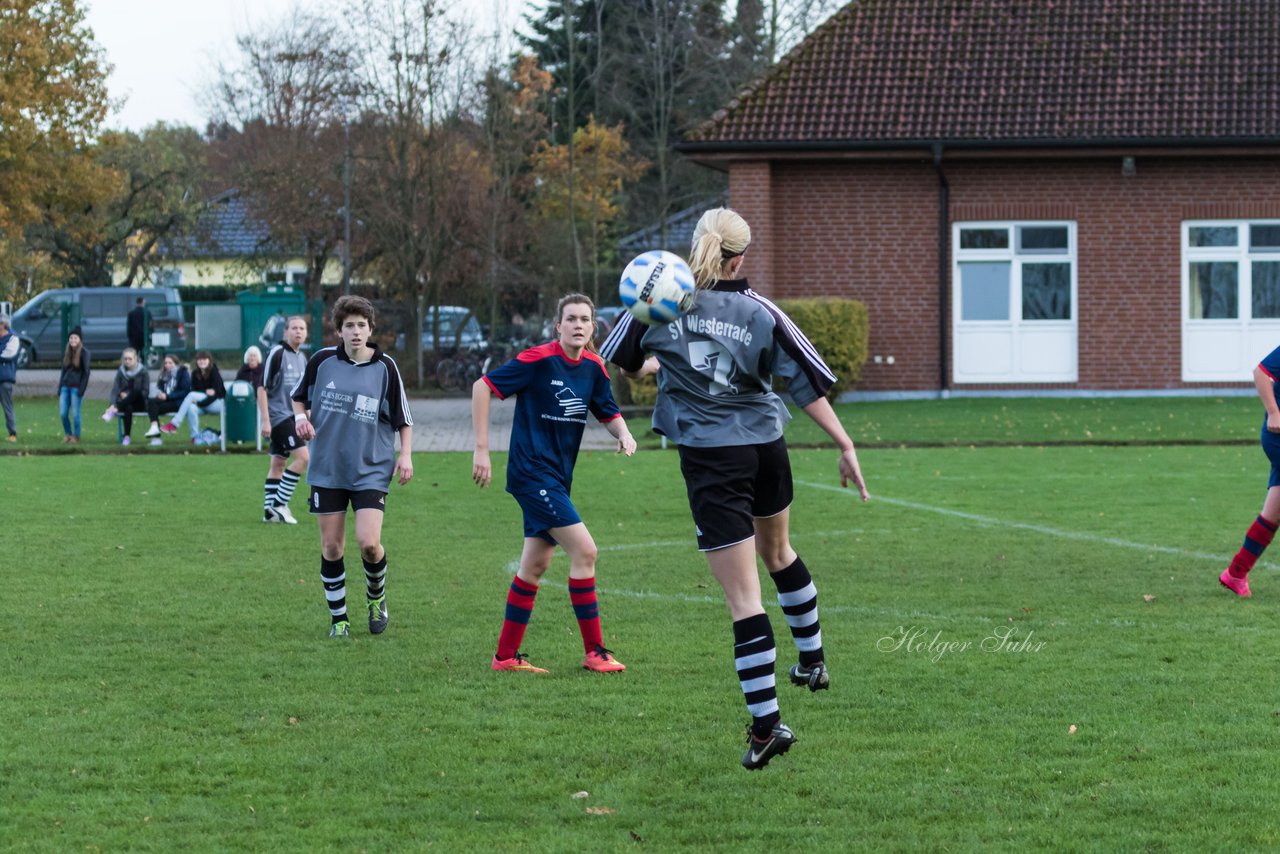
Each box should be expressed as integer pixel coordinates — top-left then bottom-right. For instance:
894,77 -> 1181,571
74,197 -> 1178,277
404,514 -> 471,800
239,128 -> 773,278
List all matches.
58,326 -> 90,443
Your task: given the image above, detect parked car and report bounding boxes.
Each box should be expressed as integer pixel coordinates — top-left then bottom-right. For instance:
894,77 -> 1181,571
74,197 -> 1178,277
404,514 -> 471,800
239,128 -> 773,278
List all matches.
257,312 -> 313,353
394,306 -> 487,354
9,286 -> 186,367
539,304 -> 626,345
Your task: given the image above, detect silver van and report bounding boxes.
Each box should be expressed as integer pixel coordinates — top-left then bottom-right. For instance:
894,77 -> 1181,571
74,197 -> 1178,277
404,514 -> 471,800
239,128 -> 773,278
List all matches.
10,287 -> 186,367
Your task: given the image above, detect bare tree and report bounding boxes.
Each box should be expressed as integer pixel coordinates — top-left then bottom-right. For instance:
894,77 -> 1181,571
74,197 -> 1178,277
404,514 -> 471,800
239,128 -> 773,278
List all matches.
343,0 -> 483,384
205,9 -> 354,301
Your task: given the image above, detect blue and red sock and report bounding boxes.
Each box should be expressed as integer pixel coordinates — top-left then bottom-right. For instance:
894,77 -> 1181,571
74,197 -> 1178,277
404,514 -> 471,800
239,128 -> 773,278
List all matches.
1228,515 -> 1278,578
496,576 -> 539,660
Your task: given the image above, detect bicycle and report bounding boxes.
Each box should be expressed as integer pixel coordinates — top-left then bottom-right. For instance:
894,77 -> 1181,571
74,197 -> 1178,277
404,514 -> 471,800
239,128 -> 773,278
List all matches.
435,348 -> 486,391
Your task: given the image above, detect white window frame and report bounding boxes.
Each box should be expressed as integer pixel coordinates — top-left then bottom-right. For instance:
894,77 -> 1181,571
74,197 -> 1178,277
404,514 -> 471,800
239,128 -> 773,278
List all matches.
1181,219 -> 1280,382
263,267 -> 308,287
952,220 -> 1078,384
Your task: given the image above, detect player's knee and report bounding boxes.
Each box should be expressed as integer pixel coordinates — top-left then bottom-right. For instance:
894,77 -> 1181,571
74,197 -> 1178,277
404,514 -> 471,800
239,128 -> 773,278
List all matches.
321,542 -> 344,561
358,542 -> 381,563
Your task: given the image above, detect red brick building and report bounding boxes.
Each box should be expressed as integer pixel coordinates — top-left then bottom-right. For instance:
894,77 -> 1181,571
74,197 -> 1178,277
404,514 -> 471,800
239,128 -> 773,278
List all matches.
679,0 -> 1280,395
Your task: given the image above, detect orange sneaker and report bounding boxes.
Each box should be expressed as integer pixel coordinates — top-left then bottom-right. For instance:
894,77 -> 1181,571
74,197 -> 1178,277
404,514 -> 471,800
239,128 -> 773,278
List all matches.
583,644 -> 626,673
491,651 -> 548,673
1220,569 -> 1252,598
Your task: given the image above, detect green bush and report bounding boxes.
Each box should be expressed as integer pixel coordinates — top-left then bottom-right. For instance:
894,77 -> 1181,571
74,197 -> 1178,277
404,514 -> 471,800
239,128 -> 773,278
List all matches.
619,296 -> 869,402
774,297 -> 869,398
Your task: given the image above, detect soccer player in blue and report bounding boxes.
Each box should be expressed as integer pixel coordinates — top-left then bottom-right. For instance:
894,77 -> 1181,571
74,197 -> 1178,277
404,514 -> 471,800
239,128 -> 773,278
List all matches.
1220,345 -> 1280,597
293,296 -> 414,638
472,293 -> 637,674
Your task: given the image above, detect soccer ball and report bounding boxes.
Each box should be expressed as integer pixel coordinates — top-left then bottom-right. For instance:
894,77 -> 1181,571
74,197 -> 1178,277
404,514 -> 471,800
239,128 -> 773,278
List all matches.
619,250 -> 696,326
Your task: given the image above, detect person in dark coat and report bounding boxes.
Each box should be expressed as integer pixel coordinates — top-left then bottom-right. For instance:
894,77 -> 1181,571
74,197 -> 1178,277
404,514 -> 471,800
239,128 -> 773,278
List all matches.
57,326 -> 91,443
126,296 -> 147,354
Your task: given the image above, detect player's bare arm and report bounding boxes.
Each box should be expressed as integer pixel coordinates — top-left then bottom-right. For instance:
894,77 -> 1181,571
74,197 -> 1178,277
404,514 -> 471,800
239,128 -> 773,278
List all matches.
292,401 -> 315,441
620,355 -> 660,381
605,416 -> 637,456
395,425 -> 413,485
801,396 -> 869,501
471,378 -> 493,488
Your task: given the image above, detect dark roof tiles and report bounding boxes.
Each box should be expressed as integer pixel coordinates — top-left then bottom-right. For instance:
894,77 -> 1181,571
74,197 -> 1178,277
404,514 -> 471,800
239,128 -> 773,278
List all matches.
688,0 -> 1280,145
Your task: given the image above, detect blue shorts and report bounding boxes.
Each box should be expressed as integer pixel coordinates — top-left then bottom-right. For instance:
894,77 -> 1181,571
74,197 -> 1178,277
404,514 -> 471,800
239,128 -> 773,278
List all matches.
511,486 -> 582,544
1263,421 -> 1280,488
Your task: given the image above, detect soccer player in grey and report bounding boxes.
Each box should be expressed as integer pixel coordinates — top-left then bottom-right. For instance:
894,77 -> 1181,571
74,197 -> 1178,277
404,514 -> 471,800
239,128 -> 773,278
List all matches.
601,207 -> 869,771
293,296 -> 413,638
258,316 -> 310,523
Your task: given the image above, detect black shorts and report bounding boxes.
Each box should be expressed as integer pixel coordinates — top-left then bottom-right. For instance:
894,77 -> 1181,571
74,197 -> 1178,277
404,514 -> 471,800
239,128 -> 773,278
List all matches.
269,416 -> 308,457
677,437 -> 793,551
309,486 -> 387,515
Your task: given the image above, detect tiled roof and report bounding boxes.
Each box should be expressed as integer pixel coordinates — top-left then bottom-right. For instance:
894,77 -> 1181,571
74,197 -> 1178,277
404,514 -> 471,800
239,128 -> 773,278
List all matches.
159,190 -> 276,259
686,0 -> 1280,146
618,196 -> 727,256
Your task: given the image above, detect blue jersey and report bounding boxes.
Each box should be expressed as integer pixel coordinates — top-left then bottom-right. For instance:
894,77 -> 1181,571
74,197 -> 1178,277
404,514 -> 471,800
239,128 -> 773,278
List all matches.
1260,345 -> 1280,390
483,341 -> 621,495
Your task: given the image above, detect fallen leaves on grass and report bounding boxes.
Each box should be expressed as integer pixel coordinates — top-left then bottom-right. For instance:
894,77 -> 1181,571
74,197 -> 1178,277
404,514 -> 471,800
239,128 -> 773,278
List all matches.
1068,725 -> 1078,735
570,791 -> 589,800
1143,594 -> 1155,603
585,806 -> 615,816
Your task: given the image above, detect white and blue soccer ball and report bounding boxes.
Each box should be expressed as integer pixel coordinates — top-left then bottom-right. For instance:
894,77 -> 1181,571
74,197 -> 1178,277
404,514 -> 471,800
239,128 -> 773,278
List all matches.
619,250 -> 696,326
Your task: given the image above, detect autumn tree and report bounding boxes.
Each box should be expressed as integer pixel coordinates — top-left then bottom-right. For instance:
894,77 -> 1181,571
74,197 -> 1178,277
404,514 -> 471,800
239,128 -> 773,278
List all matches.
24,124 -> 208,287
0,0 -> 111,297
341,0 -> 487,382
529,116 -> 646,305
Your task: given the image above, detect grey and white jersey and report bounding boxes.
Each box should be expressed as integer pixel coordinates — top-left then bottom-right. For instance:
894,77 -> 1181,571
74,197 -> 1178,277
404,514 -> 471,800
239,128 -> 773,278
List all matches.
600,277 -> 836,448
292,345 -> 413,492
262,343 -> 308,427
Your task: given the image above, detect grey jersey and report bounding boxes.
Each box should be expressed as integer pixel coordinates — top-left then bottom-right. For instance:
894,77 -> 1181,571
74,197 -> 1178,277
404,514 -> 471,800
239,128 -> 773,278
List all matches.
600,278 -> 836,447
262,343 -> 308,427
292,345 -> 413,492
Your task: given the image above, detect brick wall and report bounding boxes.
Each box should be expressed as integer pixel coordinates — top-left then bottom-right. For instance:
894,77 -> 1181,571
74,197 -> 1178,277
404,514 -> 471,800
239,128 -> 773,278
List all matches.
730,154 -> 1280,391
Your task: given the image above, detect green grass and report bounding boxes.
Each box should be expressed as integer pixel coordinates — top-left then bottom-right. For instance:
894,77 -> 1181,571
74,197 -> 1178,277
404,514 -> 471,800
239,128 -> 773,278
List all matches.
2,394 -> 1263,456
4,399 -> 1280,850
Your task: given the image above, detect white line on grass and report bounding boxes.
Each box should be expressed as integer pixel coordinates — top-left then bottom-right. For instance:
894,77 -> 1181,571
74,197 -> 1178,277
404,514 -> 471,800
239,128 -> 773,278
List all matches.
795,479 -> 1232,564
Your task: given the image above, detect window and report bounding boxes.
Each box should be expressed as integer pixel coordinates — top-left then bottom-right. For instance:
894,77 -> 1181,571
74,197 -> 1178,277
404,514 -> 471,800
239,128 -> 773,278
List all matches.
953,222 -> 1077,383
153,269 -> 181,287
1183,220 -> 1280,381
265,269 -> 307,287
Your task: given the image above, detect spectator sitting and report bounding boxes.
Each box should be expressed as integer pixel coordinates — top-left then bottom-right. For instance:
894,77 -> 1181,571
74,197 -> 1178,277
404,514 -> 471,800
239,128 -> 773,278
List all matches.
162,351 -> 225,444
143,354 -> 191,439
102,348 -> 149,446
236,345 -> 265,390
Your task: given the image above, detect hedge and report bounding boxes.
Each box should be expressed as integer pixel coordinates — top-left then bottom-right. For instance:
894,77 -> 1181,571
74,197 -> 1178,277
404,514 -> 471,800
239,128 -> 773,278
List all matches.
773,297 -> 869,399
621,296 -> 869,404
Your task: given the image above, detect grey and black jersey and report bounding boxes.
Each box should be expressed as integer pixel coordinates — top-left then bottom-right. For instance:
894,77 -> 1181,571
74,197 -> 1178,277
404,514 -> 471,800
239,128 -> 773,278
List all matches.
600,277 -> 836,448
262,343 -> 308,428
292,345 -> 413,492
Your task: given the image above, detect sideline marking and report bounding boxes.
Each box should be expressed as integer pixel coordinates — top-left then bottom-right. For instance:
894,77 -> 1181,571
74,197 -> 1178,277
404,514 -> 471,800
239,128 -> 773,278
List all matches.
796,479 -> 1231,563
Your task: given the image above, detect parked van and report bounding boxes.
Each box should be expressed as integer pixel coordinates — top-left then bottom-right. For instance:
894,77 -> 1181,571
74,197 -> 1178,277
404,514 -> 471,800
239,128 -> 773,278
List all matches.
9,287 -> 186,367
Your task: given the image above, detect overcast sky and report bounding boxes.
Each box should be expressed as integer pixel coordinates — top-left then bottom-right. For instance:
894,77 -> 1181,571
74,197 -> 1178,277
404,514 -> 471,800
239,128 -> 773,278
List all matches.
83,0 -> 525,131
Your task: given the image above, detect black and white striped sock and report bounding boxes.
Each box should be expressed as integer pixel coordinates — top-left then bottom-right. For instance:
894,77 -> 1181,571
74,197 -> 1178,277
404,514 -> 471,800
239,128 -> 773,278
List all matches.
275,470 -> 301,508
733,612 -> 780,738
321,556 -> 347,623
263,478 -> 280,514
364,553 -> 387,601
770,556 -> 824,666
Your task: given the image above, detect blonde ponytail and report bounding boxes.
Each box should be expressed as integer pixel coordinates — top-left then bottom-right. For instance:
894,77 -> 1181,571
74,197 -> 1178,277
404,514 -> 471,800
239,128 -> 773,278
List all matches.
689,208 -> 751,288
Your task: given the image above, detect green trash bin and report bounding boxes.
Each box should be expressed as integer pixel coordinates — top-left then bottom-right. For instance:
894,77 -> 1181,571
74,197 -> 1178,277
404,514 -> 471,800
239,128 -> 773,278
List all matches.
224,380 -> 259,446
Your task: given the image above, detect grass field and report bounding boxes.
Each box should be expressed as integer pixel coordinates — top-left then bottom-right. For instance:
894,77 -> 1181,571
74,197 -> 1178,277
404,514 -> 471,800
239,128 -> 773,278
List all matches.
1,393 -> 1262,454
4,398 -> 1280,851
